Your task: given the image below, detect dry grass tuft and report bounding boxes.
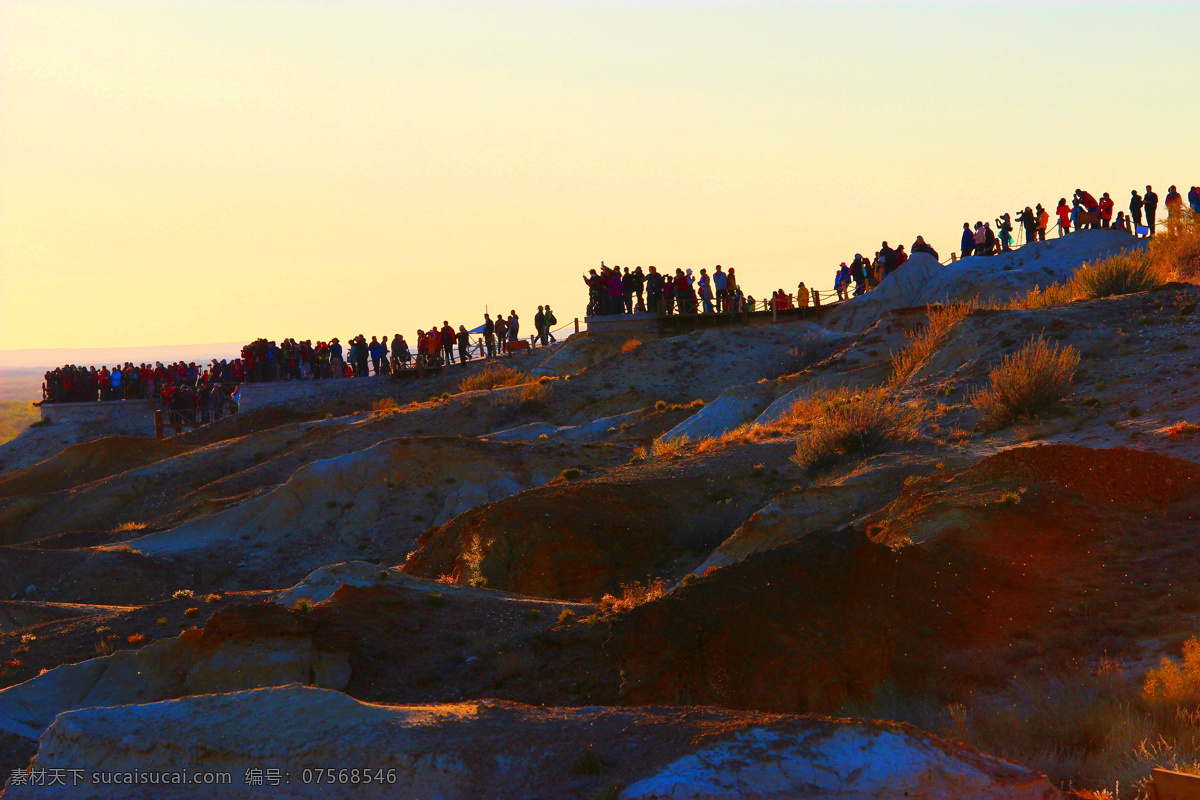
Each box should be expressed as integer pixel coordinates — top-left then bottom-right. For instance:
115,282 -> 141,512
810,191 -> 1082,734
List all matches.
1164,422 -> 1200,441
516,380 -> 549,408
972,336 -> 1079,429
633,434 -> 691,461
791,388 -> 924,472
460,534 -> 487,588
1010,281 -> 1079,310
371,397 -> 398,412
1073,249 -> 1174,299
112,521 -> 148,533
1144,638 -> 1200,711
889,302 -> 976,388
1152,210 -> 1200,279
620,338 -> 643,353
459,365 -> 528,393
692,386 -> 888,455
598,578 -> 668,614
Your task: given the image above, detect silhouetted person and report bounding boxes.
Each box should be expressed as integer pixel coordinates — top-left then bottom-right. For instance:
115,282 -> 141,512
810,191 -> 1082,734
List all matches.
1144,185 -> 1159,237
440,321 -> 455,364
1130,189 -> 1144,231
961,222 -> 974,258
1166,185 -> 1185,235
1017,207 -> 1036,245
1056,199 -> 1071,237
457,326 -> 472,363
483,313 -> 495,358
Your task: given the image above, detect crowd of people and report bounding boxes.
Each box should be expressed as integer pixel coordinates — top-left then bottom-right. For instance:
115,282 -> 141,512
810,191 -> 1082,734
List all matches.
588,183 -> 1197,314
584,263 -> 758,316
44,180 -> 1197,407
41,361 -> 236,418
231,306 -> 562,384
41,304 -> 568,407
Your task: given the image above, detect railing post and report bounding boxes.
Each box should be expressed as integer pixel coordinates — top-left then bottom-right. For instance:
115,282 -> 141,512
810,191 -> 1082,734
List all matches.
574,318 -> 580,334
772,300 -> 777,323
812,290 -> 821,308
155,410 -> 163,440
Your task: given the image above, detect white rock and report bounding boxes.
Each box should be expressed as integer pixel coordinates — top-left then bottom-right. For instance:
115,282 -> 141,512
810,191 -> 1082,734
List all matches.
660,384 -> 773,443
6,686 -> 1058,800
621,725 -> 1058,800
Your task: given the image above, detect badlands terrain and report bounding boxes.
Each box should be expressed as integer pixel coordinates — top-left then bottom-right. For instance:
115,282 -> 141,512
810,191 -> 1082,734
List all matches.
2,227 -> 1200,798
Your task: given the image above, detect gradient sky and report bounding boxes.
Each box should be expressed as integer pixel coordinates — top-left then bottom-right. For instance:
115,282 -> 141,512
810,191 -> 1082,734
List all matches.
2,1 -> 1197,355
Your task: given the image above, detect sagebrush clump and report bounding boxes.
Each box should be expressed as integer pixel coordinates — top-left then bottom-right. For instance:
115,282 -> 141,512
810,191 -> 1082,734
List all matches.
1072,249 -> 1173,299
972,337 -> 1079,428
459,365 -> 528,393
597,579 -> 668,614
791,389 -> 924,472
889,301 -> 975,388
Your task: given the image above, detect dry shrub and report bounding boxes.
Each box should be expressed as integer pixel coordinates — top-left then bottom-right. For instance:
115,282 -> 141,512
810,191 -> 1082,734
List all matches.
1151,210 -> 1200,278
1164,422 -> 1200,441
371,397 -> 397,412
633,434 -> 690,462
517,380 -> 548,408
972,336 -> 1079,429
889,301 -> 975,388
597,578 -> 667,614
1144,638 -> 1200,712
113,521 -> 147,533
698,386 -> 870,454
459,365 -> 528,393
942,646 -> 1200,794
620,338 -> 643,353
791,388 -> 924,472
460,535 -> 486,588
844,659 -> 1200,795
651,434 -> 689,458
1011,281 -> 1080,310
1073,249 -> 1174,299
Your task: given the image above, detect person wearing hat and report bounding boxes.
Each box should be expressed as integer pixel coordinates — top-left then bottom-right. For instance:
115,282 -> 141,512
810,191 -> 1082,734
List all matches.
849,255 -> 866,296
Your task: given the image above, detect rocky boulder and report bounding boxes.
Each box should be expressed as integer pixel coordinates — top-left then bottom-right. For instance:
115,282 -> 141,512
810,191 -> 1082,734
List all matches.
0,604 -> 347,744
6,684 -> 1059,799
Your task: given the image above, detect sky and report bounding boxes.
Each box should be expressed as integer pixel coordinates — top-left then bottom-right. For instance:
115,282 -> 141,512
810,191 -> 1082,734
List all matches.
2,0 -> 1198,358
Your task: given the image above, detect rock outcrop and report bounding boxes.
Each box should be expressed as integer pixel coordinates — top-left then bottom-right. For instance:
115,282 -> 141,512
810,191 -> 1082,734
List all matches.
0,605 -> 347,744
6,684 -> 1059,799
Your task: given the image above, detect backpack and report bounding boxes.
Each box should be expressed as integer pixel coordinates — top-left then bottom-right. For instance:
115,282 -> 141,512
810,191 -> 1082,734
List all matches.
547,312 -> 556,326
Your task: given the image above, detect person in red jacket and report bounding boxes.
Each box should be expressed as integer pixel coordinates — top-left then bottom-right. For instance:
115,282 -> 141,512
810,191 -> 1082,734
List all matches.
1075,189 -> 1099,230
1056,198 -> 1072,237
1098,193 -> 1114,228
